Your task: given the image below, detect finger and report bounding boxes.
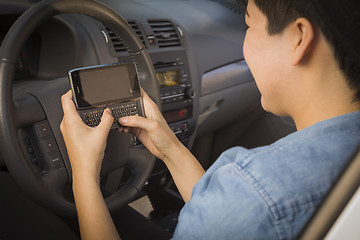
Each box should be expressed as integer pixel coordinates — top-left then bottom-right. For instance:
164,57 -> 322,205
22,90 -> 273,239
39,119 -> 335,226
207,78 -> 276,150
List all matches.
141,88 -> 150,99
117,126 -> 132,134
140,89 -> 163,121
141,88 -> 157,107
98,108 -> 114,132
60,91 -> 85,127
61,90 -> 78,117
117,126 -> 125,133
119,115 -> 158,132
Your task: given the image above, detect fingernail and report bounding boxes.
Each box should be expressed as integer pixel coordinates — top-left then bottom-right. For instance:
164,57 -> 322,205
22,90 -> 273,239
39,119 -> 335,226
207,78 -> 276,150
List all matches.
106,108 -> 112,114
119,117 -> 127,124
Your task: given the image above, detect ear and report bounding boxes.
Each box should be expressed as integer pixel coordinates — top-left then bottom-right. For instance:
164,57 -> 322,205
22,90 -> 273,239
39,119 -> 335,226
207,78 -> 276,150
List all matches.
291,18 -> 315,66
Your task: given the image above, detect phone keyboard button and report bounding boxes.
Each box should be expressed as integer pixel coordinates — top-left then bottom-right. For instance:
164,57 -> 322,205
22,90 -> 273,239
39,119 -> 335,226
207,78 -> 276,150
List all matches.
80,102 -> 140,128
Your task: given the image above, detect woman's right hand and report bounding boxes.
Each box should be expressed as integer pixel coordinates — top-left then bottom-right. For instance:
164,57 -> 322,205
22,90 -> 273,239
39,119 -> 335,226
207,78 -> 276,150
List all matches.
118,89 -> 182,162
122,89 -> 205,202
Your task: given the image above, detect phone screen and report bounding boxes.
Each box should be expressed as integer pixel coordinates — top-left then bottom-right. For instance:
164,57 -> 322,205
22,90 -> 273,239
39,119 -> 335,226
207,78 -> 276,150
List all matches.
69,62 -> 141,109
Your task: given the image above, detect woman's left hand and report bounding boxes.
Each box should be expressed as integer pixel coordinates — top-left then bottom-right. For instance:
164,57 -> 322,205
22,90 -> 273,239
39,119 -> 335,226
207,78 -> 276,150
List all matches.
60,90 -> 114,181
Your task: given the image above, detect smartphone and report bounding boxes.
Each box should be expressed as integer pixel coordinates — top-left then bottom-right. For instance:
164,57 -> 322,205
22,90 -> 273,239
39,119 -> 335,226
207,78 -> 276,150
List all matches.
68,62 -> 145,129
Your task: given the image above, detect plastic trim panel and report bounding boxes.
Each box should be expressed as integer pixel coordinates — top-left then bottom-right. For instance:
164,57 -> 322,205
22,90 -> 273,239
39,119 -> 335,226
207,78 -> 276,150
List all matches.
201,60 -> 252,96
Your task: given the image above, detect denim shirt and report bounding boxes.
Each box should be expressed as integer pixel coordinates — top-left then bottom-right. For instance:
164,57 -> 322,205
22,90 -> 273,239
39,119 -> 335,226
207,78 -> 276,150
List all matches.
172,111 -> 360,240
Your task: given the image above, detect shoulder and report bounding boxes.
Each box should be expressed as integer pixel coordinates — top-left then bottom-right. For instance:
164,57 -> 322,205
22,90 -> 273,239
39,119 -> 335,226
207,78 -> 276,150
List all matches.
174,112 -> 360,239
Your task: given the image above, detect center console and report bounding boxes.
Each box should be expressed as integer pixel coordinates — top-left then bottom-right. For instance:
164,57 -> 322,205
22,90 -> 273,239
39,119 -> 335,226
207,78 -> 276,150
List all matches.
151,50 -> 196,146
144,50 -> 197,210
101,18 -> 197,209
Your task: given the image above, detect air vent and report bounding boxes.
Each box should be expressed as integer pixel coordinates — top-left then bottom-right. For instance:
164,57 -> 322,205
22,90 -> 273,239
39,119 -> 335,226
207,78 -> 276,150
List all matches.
128,21 -> 145,45
148,20 -> 181,48
105,21 -> 145,53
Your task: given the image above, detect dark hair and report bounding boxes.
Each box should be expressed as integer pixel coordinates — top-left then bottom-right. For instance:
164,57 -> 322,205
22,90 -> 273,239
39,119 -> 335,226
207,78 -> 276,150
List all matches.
239,0 -> 360,102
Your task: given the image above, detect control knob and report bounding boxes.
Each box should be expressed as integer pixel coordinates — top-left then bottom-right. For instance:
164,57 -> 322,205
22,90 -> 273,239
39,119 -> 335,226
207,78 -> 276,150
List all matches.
184,87 -> 195,99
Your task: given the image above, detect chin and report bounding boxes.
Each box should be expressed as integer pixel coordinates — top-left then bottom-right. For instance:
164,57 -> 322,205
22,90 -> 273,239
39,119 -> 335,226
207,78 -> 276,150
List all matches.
260,97 -> 289,117
260,96 -> 271,113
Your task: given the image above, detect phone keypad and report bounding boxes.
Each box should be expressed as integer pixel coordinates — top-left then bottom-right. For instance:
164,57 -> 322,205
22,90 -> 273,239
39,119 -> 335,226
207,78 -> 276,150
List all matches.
80,102 -> 139,129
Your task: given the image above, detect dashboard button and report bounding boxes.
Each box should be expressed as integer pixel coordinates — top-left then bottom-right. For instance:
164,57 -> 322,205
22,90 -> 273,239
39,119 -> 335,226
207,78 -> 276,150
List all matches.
37,137 -> 57,155
32,121 -> 52,139
41,152 -> 63,170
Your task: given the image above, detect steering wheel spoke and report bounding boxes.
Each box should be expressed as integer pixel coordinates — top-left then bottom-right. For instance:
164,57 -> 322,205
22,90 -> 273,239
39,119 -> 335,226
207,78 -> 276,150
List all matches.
14,94 -> 46,129
39,167 -> 69,194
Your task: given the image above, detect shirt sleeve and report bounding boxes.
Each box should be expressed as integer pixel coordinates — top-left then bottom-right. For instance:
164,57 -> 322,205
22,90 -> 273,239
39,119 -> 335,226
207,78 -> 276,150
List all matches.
172,148 -> 280,240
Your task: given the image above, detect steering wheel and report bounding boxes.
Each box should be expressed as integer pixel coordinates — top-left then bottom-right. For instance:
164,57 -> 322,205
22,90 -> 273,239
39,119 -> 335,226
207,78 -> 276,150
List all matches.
0,0 -> 160,217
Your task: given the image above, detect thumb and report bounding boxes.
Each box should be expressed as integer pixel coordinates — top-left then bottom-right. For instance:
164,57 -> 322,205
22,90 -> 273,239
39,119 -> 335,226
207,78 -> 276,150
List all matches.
98,108 -> 114,132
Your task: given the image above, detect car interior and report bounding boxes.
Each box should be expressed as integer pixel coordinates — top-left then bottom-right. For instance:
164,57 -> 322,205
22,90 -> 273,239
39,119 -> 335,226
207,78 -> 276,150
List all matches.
0,0 -> 358,239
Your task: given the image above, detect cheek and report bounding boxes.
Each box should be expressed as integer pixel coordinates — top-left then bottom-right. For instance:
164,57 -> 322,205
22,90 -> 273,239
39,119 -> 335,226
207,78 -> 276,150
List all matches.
243,32 -> 254,70
243,34 -> 266,91
244,34 -> 284,91
243,32 -> 249,62
243,32 -> 290,114
243,33 -> 258,80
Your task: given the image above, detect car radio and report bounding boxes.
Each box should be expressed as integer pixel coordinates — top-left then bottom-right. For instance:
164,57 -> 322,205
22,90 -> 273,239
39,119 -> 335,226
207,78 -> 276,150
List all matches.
154,57 -> 195,142
154,58 -> 195,106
